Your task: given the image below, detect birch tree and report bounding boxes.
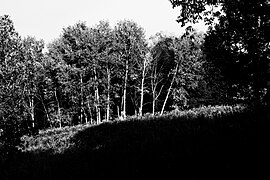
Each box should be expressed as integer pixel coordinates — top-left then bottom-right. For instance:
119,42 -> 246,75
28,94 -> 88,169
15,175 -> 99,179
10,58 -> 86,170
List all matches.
113,20 -> 147,118
149,34 -> 175,115
21,36 -> 45,128
161,29 -> 205,113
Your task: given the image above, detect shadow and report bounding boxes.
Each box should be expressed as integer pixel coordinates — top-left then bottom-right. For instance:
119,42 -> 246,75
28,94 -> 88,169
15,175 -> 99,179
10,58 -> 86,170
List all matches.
2,108 -> 270,180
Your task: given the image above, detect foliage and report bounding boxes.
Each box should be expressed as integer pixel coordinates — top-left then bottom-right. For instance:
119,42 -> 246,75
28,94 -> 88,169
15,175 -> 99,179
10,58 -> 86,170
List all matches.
0,15 -> 29,149
167,104 -> 246,119
18,124 -> 91,154
171,28 -> 206,108
169,0 -> 270,105
169,0 -> 224,26
204,0 -> 270,104
148,33 -> 175,114
113,20 -> 148,117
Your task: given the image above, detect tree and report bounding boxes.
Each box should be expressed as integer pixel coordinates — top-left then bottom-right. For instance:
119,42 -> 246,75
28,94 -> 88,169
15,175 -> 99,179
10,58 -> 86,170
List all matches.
149,29 -> 205,114
43,48 -> 71,127
113,20 -> 148,118
169,0 -> 270,105
47,21 -> 119,124
90,21 -> 116,122
148,33 -> 175,115
0,15 -> 29,149
47,22 -> 95,125
203,0 -> 270,104
169,0 -> 224,26
139,52 -> 151,116
169,28 -> 205,110
21,36 -> 45,129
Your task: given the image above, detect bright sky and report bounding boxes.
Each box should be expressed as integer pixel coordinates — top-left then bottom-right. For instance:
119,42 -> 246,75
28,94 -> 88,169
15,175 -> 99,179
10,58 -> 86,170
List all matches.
1,0 -> 208,45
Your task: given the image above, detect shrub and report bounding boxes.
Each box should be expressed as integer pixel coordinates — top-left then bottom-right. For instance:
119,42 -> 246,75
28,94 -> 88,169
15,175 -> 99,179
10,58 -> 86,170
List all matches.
18,123 -> 91,154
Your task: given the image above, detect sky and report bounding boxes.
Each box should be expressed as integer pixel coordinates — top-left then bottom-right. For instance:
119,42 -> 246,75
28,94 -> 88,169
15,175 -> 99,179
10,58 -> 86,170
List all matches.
1,0 -> 208,44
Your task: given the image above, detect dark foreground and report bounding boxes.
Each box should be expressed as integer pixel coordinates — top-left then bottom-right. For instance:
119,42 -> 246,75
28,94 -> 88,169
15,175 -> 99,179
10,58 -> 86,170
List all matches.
1,107 -> 270,180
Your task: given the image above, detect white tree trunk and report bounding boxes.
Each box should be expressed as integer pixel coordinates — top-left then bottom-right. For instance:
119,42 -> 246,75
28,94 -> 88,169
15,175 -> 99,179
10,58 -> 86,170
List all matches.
94,67 -> 101,124
30,96 -> 35,128
80,72 -> 84,123
87,100 -> 93,124
139,59 -> 147,116
122,59 -> 128,119
152,94 -> 156,115
106,68 -> 111,122
161,63 -> 179,115
54,88 -> 61,128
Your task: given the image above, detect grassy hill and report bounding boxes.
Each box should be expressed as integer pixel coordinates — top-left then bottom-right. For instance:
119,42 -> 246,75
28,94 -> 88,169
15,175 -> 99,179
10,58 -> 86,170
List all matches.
1,105 -> 270,180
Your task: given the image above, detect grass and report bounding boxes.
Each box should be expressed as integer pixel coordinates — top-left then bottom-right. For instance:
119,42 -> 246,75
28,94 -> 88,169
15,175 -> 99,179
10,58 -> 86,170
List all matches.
1,105 -> 270,180
18,123 -> 92,154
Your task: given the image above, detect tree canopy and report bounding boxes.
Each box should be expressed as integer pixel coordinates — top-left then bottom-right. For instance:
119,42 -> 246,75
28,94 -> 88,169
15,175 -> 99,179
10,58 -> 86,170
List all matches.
170,0 -> 270,105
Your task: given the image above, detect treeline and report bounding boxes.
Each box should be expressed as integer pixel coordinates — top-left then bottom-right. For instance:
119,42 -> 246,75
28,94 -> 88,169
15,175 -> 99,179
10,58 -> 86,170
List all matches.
0,15 -> 208,136
1,2 -> 270,149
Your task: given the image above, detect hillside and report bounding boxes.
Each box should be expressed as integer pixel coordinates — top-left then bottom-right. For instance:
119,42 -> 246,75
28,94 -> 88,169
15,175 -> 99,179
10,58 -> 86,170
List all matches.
1,105 -> 270,180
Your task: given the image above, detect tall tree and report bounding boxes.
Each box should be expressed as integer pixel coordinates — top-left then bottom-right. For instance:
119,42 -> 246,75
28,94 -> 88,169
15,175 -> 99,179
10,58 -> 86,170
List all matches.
149,33 -> 175,115
169,0 -> 270,105
113,20 -> 148,118
89,21 -> 115,123
48,21 -> 118,124
139,52 -> 151,116
169,28 -> 205,110
0,15 -> 29,148
92,21 -> 116,121
48,22 -> 93,125
21,36 -> 45,129
204,0 -> 270,104
43,50 -> 72,127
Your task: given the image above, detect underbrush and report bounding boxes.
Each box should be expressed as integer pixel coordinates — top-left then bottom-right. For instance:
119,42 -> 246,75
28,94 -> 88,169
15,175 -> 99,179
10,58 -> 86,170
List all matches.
18,123 -> 92,154
2,105 -> 269,180
17,104 -> 247,154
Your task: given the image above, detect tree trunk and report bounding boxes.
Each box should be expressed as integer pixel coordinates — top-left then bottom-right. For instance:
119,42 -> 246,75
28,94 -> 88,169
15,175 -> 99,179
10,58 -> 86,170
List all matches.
151,83 -> 164,116
139,59 -> 147,116
151,66 -> 158,116
95,88 -> 101,124
106,65 -> 110,121
161,63 -> 179,115
87,100 -> 93,124
94,67 -> 101,124
117,105 -> 120,119
83,108 -> 88,124
54,88 -> 61,128
123,59 -> 128,119
30,96 -> 35,128
80,72 -> 84,124
40,95 -> 51,126
152,93 -> 156,115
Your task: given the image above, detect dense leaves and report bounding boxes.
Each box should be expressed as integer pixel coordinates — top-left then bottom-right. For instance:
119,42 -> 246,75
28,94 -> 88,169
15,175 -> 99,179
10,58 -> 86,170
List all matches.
170,0 -> 270,105
169,0 -> 224,26
0,15 -> 28,149
203,0 -> 270,104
